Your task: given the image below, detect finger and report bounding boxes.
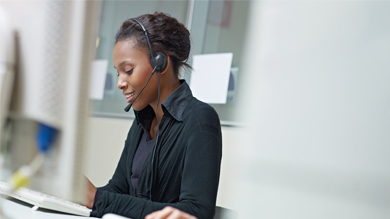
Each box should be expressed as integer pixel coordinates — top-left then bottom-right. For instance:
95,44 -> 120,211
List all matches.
166,209 -> 197,219
145,206 -> 176,219
144,212 -> 155,219
156,206 -> 176,218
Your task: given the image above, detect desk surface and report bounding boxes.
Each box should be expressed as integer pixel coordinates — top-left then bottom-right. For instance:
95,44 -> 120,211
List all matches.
0,197 -> 99,219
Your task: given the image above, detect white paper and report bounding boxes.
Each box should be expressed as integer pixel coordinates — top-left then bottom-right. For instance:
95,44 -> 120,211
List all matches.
89,59 -> 109,100
190,53 -> 233,104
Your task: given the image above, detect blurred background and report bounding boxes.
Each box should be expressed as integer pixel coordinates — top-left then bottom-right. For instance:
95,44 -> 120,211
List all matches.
84,0 -> 390,218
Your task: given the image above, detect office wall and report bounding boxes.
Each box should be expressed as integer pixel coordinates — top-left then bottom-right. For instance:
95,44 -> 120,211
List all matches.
229,1 -> 390,218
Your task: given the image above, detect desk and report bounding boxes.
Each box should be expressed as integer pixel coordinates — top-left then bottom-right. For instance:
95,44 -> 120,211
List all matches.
0,197 -> 100,219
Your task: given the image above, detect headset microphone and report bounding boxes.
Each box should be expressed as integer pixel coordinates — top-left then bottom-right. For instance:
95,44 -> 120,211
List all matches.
124,102 -> 133,112
124,66 -> 157,112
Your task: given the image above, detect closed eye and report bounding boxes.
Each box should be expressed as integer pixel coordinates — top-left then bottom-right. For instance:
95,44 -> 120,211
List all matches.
125,68 -> 133,74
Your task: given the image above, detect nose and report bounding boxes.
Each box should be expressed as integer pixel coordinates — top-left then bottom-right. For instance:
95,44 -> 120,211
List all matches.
117,75 -> 128,90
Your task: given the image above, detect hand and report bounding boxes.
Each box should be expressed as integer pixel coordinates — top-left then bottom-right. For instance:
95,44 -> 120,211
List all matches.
145,206 -> 197,219
83,176 -> 97,209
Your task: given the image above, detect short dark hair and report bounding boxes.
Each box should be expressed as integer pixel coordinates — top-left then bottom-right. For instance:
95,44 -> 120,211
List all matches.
115,12 -> 191,77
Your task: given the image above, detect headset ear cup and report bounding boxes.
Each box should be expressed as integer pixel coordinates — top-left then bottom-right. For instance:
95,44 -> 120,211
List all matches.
154,52 -> 168,72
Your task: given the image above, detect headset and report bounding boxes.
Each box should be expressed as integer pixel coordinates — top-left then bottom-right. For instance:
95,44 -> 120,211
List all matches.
123,17 -> 166,201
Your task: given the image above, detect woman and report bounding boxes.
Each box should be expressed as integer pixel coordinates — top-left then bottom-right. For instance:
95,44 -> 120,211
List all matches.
85,12 -> 222,219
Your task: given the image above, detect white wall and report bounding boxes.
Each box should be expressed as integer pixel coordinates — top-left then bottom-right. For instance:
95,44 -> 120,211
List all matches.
229,1 -> 390,218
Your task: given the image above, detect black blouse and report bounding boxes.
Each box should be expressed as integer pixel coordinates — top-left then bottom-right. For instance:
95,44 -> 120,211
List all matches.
91,80 -> 222,219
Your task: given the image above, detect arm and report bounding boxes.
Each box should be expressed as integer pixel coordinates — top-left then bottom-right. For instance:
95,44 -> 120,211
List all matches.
84,177 -> 97,209
175,131 -> 222,219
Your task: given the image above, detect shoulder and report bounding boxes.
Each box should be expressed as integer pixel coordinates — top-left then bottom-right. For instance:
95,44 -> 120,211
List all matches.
182,98 -> 221,133
182,98 -> 222,156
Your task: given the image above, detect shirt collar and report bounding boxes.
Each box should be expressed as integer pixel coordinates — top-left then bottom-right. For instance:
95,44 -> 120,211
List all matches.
135,80 -> 193,128
161,80 -> 193,121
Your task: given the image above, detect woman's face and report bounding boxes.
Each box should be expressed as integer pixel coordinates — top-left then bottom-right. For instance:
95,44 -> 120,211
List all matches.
113,39 -> 158,111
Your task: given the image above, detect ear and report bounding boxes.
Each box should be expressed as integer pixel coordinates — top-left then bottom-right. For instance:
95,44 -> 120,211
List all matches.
159,54 -> 170,75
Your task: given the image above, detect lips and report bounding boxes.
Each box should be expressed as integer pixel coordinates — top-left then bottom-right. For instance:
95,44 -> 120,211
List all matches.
124,91 -> 135,103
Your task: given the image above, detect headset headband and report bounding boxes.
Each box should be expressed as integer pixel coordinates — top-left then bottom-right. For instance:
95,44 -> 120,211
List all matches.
132,18 -> 156,66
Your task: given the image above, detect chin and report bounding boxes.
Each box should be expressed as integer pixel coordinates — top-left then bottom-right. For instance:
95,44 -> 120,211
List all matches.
132,103 -> 147,112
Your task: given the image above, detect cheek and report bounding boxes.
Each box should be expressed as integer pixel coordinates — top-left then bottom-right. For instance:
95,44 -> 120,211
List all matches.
133,75 -> 149,89
135,67 -> 154,87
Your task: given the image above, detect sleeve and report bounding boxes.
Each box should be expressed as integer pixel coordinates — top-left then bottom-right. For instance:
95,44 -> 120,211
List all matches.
177,131 -> 222,219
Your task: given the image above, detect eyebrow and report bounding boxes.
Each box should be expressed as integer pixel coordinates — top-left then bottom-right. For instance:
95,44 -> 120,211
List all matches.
114,60 -> 131,69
